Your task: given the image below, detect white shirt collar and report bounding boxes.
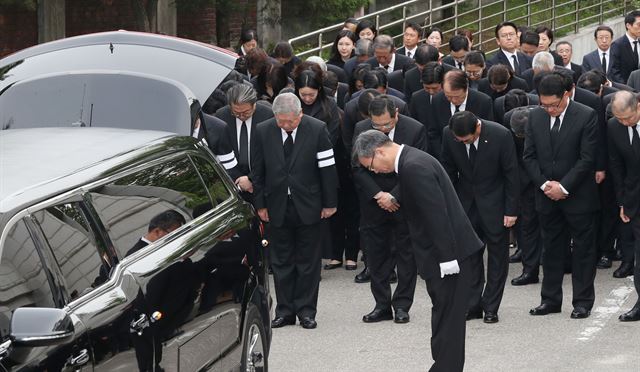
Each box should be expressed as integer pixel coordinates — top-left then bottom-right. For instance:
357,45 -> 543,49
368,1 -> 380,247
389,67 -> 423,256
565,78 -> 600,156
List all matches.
394,144 -> 405,174
626,33 -> 639,45
450,94 -> 468,115
141,236 -> 153,245
549,98 -> 570,130
380,53 -> 396,72
236,116 -> 253,143
628,120 -> 640,145
404,46 -> 417,55
598,48 -> 610,55
387,127 -> 396,141
281,127 -> 298,143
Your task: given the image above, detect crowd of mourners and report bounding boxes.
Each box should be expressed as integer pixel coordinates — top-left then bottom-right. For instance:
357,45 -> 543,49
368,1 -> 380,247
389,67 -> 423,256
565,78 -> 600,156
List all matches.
197,10 -> 640,341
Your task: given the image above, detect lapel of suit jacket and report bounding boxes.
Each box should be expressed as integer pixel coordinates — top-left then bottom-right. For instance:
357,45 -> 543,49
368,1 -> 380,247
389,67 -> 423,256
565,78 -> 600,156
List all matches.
271,122 -> 285,165
288,117 -> 309,169
473,121 -> 490,174
226,110 -> 240,155
552,101 -> 575,156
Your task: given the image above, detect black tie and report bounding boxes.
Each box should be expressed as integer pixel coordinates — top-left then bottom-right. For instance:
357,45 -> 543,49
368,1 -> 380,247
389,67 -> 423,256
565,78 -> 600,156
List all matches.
283,131 -> 294,162
601,52 -> 607,73
239,121 -> 249,168
551,116 -> 561,148
457,61 -> 463,70
632,125 -> 640,158
454,105 -> 461,113
407,51 -> 412,58
468,143 -> 476,168
634,41 -> 639,67
511,55 -> 520,74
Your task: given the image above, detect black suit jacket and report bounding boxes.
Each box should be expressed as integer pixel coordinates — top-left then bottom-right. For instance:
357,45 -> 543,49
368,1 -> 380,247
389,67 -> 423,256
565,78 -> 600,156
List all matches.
403,64 -> 455,104
610,35 -> 639,84
327,63 -> 349,84
582,49 -> 610,76
397,146 -> 483,279
252,115 -> 339,227
202,113 -> 242,180
572,87 -> 606,171
302,98 -> 341,147
493,94 -> 539,125
430,89 -> 494,159
477,75 -> 529,100
366,53 -> 414,72
336,82 -> 349,110
486,50 -> 532,76
442,55 -> 464,70
409,89 -> 439,158
522,101 -> 600,214
607,118 -> 640,218
352,115 -> 427,226
214,104 -> 274,179
342,94 -> 409,154
441,120 -> 520,235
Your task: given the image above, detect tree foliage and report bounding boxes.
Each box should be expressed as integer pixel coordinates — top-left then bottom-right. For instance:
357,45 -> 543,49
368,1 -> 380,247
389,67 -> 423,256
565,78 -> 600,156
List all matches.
282,0 -> 368,36
0,0 -> 37,11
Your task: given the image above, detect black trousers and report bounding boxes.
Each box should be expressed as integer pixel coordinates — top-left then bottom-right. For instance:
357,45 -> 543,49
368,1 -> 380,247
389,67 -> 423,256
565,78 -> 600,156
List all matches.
597,177 -> 619,257
539,209 -> 597,309
516,184 -> 542,276
466,204 -> 509,314
329,180 -> 360,262
425,257 -> 472,372
618,221 -> 636,264
360,215 -> 417,311
269,199 -> 322,319
629,216 -> 640,307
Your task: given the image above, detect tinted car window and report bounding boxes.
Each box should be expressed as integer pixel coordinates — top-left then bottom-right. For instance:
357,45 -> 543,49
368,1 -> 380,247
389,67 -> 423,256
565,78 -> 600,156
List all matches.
90,155 -> 214,258
0,219 -> 56,339
34,203 -> 110,301
190,155 -> 232,205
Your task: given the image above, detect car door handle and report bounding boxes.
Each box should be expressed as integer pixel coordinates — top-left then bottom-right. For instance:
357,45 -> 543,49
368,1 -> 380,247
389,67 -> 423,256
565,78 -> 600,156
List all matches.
130,313 -> 150,336
68,348 -> 90,366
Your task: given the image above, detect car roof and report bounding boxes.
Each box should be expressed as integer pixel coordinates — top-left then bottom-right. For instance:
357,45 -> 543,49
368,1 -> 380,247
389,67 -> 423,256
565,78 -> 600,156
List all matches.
0,127 -> 178,215
0,30 -> 237,104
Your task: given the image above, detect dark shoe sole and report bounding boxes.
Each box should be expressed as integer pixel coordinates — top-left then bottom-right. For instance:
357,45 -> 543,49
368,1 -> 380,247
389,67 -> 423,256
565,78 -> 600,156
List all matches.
323,262 -> 342,270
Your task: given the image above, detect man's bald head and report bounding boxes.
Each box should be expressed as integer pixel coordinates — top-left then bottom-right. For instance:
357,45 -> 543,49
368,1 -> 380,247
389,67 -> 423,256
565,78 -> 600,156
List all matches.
611,90 -> 640,126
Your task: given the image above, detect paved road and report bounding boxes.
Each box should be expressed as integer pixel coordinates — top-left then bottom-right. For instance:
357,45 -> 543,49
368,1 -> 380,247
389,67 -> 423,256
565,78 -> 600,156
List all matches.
268,252 -> 639,372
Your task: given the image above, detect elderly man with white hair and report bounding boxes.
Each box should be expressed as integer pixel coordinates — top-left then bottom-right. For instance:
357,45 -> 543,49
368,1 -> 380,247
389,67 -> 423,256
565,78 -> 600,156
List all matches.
252,92 -> 339,329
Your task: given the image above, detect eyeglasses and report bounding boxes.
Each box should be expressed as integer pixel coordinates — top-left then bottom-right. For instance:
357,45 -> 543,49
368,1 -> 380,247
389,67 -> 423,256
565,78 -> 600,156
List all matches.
368,151 -> 376,172
465,69 -> 483,77
499,32 -> 517,39
371,120 -> 394,130
232,108 -> 254,117
539,99 -> 563,110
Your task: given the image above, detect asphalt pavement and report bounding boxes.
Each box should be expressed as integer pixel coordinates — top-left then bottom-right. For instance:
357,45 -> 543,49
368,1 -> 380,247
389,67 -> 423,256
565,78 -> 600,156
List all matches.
268,251 -> 639,372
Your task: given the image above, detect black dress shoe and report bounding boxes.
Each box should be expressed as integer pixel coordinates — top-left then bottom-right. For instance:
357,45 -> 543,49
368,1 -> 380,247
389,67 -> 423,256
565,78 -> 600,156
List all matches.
323,261 -> 342,270
511,272 -> 539,286
394,309 -> 410,323
362,308 -> 393,323
271,316 -> 295,328
465,309 -> 483,320
596,256 -> 612,269
483,312 -> 499,323
619,306 -> 640,321
614,249 -> 623,261
613,262 -> 634,278
389,270 -> 397,284
355,267 -> 371,283
300,317 -> 317,329
529,303 -> 561,316
509,248 -> 522,263
570,307 -> 590,319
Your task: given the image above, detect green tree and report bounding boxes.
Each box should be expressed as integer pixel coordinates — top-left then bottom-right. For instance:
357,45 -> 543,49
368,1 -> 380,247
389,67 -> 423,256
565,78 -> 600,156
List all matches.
0,0 -> 36,10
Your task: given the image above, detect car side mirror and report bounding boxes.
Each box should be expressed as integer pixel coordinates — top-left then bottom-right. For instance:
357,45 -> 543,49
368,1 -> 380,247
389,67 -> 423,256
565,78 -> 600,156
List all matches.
10,307 -> 74,347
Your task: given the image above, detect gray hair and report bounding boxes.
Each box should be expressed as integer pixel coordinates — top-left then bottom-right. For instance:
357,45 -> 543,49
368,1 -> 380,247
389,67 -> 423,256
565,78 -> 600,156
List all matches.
306,56 -> 328,72
226,84 -> 257,106
352,129 -> 392,164
355,38 -> 374,57
611,90 -> 639,114
509,107 -> 530,137
532,51 -> 555,71
373,34 -> 394,51
556,40 -> 572,50
272,92 -> 302,114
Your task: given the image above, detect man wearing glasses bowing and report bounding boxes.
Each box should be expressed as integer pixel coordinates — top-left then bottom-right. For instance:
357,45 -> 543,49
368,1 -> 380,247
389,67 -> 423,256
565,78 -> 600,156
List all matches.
352,95 -> 427,324
523,72 -> 600,319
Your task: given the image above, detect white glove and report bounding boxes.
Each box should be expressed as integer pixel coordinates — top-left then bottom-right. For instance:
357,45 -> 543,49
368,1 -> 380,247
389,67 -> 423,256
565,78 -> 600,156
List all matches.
440,260 -> 460,278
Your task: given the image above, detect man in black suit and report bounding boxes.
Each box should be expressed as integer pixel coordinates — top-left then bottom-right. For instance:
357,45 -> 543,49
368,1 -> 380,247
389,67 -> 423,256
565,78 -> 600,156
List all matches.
197,112 -> 244,181
430,69 -> 494,159
352,95 -> 426,324
609,91 -> 640,321
556,41 -> 584,84
523,73 -> 599,319
396,22 -> 421,59
126,210 -> 186,257
403,44 -> 454,103
344,38 -> 374,80
252,93 -> 338,329
352,130 -> 483,372
610,10 -> 640,84
486,21 -> 532,76
442,34 -> 470,70
410,62 -> 445,158
214,84 -> 274,198
440,111 -> 519,323
366,35 -> 414,74
582,25 -> 614,77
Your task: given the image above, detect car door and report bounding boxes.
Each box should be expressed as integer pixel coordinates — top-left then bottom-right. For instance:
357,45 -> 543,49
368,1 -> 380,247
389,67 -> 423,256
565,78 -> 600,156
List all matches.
0,216 -> 93,372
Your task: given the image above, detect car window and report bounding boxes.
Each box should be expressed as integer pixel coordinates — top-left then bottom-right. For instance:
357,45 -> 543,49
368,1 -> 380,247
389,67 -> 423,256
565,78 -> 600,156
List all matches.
89,155 -> 214,258
190,155 -> 232,205
0,219 -> 57,339
34,203 -> 111,302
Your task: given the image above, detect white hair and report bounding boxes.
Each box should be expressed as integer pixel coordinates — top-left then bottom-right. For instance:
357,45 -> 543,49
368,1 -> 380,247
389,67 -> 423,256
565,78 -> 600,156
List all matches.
306,56 -> 327,72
